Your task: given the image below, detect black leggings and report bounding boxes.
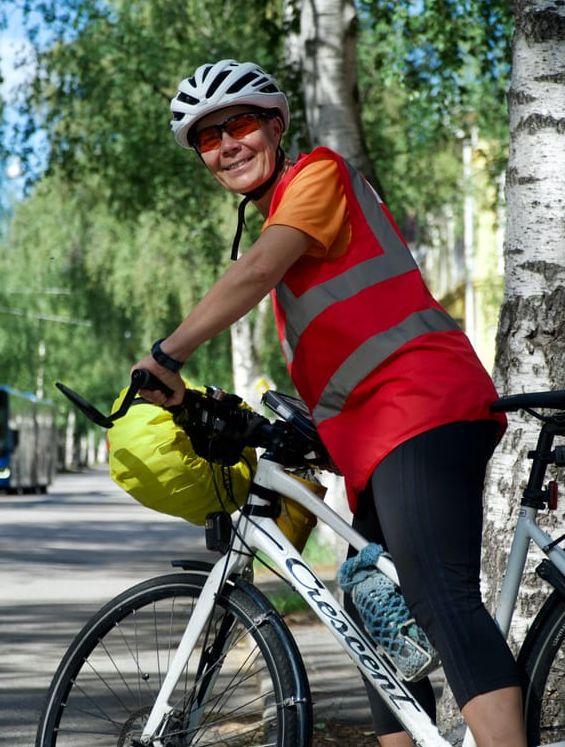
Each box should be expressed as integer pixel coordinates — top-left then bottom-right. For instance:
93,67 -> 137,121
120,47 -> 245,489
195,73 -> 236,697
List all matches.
344,421 -> 520,736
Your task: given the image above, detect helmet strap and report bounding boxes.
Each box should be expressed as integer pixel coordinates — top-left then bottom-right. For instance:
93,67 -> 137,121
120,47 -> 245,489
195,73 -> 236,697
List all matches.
231,147 -> 286,261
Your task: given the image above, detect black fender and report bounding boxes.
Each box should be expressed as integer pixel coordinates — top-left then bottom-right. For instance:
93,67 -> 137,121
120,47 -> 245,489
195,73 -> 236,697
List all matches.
170,557 -> 313,744
516,558 -> 563,674
171,558 -> 215,573
234,576 -> 313,744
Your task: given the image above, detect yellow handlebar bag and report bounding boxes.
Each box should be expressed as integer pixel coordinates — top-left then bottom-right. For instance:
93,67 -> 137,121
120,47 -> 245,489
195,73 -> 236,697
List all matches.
107,385 -> 256,525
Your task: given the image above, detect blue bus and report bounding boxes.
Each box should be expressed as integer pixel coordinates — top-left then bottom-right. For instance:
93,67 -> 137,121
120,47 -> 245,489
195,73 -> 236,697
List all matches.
0,386 -> 57,493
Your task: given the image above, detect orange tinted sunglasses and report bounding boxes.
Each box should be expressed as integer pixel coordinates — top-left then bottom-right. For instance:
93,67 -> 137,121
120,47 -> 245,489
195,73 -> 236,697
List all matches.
190,111 -> 272,153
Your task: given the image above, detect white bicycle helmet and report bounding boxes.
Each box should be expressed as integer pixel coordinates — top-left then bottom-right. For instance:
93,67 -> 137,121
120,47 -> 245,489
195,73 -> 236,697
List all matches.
170,59 -> 290,150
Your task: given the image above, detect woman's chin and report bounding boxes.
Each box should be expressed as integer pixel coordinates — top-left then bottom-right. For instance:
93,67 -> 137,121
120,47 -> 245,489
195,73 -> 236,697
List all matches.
222,171 -> 265,194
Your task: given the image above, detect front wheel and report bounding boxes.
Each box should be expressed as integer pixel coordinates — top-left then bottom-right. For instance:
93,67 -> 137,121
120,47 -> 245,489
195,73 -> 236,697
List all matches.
36,572 -> 312,746
519,590 -> 565,746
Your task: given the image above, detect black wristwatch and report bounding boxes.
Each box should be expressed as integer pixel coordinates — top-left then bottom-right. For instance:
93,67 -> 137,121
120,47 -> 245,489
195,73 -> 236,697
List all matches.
151,338 -> 183,373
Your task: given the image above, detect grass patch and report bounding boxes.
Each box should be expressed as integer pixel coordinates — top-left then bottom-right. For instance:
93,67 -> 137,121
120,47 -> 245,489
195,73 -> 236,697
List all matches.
302,528 -> 338,569
253,528 -> 337,575
268,588 -> 310,616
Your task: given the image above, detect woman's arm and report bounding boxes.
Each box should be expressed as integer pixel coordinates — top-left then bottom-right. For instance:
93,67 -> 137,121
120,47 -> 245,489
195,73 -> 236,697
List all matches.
132,224 -> 314,405
166,224 -> 311,360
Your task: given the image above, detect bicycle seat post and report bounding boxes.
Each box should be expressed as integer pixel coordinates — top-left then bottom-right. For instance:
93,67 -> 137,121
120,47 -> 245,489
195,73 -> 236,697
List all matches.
523,421 -> 562,509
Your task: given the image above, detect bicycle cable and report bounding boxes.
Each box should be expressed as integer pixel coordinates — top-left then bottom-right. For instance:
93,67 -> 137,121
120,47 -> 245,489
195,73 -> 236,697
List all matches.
210,455 -> 295,587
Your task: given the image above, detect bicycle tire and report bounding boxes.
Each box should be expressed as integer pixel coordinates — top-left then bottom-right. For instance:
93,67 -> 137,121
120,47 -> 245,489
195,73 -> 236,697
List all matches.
36,572 -> 312,747
519,590 -> 565,746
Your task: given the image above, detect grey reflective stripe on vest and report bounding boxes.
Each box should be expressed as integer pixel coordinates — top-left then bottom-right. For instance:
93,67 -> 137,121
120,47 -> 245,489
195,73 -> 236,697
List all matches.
312,308 -> 460,424
277,251 -> 417,352
276,160 -> 418,354
345,162 -> 413,266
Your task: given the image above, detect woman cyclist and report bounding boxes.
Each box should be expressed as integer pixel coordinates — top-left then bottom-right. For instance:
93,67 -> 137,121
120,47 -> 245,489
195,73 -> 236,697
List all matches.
133,59 -> 526,747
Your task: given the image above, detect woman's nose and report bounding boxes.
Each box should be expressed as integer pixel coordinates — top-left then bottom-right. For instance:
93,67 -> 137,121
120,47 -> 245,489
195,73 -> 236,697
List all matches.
220,131 -> 241,154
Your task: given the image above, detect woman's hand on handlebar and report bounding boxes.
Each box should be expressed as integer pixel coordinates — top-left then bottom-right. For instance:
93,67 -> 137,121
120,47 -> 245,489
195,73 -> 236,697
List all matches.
130,356 -> 185,407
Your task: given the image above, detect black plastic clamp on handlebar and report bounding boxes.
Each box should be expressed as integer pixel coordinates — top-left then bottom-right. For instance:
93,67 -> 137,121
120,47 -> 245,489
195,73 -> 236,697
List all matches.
55,369 -> 174,429
172,386 -> 270,466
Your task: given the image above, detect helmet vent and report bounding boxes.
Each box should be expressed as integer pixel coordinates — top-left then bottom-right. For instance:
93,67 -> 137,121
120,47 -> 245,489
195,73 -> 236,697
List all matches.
177,91 -> 199,105
226,71 -> 258,94
206,70 -> 231,98
170,61 -> 289,150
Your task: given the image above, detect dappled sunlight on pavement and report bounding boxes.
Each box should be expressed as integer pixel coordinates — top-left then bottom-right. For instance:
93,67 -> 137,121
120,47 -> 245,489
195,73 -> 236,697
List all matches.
0,469 -> 217,745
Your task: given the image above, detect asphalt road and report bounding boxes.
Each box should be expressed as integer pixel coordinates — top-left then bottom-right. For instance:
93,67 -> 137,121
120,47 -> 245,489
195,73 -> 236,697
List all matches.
0,469 -> 214,746
1,470 -> 447,746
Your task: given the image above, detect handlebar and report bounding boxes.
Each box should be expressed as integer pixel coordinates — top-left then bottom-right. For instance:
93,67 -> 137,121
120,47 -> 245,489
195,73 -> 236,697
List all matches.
55,370 -> 334,471
132,368 -> 175,398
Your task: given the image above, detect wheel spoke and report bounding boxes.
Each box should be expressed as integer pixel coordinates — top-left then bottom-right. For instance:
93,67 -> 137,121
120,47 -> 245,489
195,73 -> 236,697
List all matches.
189,690 -> 279,742
194,654 -> 270,733
168,613 -> 255,714
64,682 -> 124,729
87,641 -> 139,706
36,578 -> 304,746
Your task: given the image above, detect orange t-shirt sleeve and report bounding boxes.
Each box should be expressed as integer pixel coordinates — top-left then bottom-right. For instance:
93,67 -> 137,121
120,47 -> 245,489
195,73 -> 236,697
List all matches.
262,159 -> 350,258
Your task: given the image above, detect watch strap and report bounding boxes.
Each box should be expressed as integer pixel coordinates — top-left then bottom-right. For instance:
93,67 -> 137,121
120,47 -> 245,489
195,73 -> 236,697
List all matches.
151,338 -> 183,373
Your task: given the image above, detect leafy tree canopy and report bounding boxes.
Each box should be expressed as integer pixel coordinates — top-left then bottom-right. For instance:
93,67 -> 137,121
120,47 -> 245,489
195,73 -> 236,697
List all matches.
0,0 -> 513,412
1,0 -> 296,408
357,0 -> 512,224
11,0 -> 298,218
0,170 -> 235,410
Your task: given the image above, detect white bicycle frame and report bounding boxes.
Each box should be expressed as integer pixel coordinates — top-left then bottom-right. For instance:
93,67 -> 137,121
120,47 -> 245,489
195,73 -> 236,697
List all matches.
462,504 -> 565,747
141,456 -> 565,747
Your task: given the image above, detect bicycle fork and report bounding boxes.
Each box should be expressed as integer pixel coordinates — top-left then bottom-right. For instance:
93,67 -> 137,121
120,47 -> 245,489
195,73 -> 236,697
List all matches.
139,551 -> 244,745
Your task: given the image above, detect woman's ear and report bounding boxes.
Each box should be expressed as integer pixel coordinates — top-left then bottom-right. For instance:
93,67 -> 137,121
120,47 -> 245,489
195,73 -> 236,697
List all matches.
268,114 -> 284,144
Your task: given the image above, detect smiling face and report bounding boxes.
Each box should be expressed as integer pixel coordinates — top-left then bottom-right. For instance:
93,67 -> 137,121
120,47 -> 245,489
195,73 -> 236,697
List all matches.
194,105 -> 283,195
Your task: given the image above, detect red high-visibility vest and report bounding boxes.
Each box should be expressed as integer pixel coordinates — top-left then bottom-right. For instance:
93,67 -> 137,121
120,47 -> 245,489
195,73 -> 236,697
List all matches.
269,148 -> 506,509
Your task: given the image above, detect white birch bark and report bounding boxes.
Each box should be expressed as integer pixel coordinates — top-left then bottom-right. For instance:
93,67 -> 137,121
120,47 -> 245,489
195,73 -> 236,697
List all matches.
230,297 -> 274,410
440,1 -> 565,738
87,430 -> 96,467
230,314 -> 260,407
64,409 -> 75,470
484,0 -> 565,642
283,0 -> 382,534
284,0 -> 378,185
96,433 -> 108,464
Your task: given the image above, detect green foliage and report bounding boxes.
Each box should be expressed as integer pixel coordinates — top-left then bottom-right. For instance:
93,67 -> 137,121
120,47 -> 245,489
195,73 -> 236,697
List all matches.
253,528 -> 337,615
0,0 -> 513,415
302,528 -> 338,568
0,171 -> 234,409
267,588 -> 309,616
1,0 -> 303,408
357,0 -> 512,229
16,0 -> 300,216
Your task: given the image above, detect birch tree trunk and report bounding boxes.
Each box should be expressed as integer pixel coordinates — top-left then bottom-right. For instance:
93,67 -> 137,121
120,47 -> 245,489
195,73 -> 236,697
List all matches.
483,0 -> 565,631
283,0 -> 384,543
439,1 -> 565,738
285,0 -> 379,187
230,297 -> 272,409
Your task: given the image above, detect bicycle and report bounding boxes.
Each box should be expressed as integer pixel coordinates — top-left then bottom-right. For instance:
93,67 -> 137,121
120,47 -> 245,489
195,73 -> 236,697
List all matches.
36,370 -> 565,746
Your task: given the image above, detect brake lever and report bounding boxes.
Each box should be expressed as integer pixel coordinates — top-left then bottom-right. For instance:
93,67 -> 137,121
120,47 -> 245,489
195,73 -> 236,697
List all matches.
56,369 -> 174,428
55,381 -> 116,428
